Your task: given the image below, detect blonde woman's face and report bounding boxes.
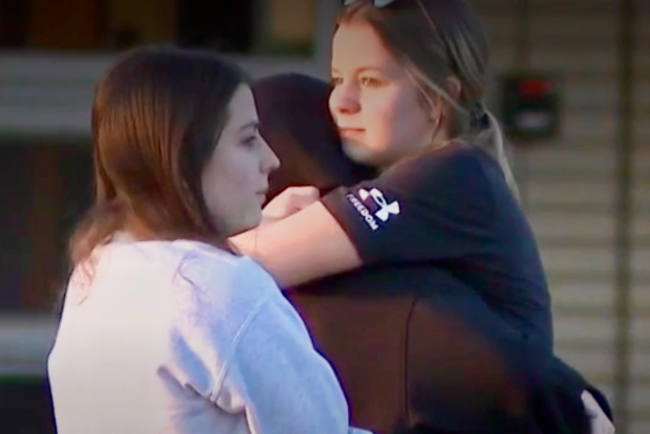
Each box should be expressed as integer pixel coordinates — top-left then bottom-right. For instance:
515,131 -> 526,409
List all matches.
329,22 -> 438,167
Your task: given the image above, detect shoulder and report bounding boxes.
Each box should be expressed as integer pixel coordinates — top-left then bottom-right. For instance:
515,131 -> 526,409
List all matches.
374,144 -> 498,220
99,239 -> 279,338
162,242 -> 286,387
168,240 -> 281,328
381,142 -> 493,191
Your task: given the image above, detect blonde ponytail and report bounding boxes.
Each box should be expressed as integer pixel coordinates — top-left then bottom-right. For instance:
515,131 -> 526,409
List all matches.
471,109 -> 520,200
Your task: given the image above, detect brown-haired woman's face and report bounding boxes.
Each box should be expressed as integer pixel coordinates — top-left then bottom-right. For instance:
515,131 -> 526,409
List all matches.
201,84 -> 280,236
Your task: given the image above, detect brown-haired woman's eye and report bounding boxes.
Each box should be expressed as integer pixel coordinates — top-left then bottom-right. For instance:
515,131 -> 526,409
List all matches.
242,136 -> 257,147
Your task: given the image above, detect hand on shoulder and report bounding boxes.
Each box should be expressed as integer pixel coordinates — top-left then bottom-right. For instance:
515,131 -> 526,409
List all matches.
261,186 -> 320,225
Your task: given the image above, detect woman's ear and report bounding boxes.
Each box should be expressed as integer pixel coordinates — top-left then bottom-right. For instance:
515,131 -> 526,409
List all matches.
429,93 -> 444,123
445,76 -> 462,100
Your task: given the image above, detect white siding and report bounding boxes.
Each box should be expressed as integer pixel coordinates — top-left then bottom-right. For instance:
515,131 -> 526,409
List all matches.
475,0 -> 649,430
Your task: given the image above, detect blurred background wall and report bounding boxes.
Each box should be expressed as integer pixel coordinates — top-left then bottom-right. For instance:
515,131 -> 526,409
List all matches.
0,0 -> 648,432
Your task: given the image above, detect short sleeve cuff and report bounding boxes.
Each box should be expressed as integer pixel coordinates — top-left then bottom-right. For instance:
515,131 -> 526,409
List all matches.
320,186 -> 385,265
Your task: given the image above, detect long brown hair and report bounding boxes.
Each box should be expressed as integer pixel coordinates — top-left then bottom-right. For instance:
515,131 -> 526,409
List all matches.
69,46 -> 249,269
336,0 -> 519,198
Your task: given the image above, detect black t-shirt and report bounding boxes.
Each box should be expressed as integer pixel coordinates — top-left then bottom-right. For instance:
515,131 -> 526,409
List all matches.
321,142 -> 552,351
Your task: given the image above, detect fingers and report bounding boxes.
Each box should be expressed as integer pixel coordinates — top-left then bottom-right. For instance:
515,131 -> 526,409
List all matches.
581,391 -> 615,434
262,186 -> 321,223
283,186 -> 320,210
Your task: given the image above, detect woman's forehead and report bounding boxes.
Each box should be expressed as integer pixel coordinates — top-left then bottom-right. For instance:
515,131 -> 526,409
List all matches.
331,23 -> 399,72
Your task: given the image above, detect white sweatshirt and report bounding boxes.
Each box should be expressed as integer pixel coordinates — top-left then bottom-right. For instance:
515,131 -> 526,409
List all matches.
48,238 -> 369,434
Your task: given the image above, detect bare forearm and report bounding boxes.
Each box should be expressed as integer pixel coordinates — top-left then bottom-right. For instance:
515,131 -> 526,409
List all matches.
229,202 -> 362,287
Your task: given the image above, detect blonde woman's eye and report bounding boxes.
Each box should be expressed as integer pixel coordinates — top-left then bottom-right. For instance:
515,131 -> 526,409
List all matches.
360,76 -> 382,87
331,76 -> 343,86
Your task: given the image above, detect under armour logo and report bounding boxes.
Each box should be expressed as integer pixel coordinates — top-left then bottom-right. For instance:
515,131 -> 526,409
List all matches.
358,188 -> 400,221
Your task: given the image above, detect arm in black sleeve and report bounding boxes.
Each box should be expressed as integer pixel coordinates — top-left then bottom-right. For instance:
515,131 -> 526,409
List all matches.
320,147 -> 497,266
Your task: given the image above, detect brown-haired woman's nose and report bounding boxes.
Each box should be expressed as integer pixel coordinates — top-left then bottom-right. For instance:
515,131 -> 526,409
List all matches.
262,140 -> 281,174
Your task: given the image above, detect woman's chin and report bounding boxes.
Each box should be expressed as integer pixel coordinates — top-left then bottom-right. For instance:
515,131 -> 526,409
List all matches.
342,141 -> 400,169
221,212 -> 261,239
341,140 -> 380,166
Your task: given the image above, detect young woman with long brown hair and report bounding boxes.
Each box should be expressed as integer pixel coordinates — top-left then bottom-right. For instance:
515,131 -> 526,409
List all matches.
48,46 -> 367,434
